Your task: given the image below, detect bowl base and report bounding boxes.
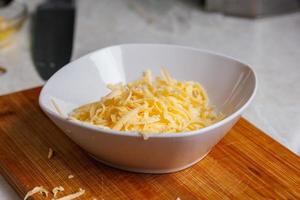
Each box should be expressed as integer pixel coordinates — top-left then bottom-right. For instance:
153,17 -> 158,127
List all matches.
89,150 -> 210,174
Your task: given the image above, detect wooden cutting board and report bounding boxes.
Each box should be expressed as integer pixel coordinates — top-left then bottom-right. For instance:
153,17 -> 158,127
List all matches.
0,87 -> 299,200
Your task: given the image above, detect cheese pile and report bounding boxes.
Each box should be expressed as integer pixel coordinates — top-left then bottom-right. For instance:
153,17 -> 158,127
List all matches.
70,69 -> 222,133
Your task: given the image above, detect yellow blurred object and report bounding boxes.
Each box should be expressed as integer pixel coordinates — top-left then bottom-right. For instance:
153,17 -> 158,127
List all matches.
0,16 -> 16,46
0,0 -> 27,48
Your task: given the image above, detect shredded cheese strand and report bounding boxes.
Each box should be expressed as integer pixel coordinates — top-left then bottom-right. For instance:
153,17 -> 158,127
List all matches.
48,148 -> 54,159
51,99 -> 64,117
68,174 -> 74,179
52,186 -> 64,198
24,186 -> 48,200
53,188 -> 85,200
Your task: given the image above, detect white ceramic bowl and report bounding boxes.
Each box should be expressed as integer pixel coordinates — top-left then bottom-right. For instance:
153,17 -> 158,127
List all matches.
39,44 -> 256,173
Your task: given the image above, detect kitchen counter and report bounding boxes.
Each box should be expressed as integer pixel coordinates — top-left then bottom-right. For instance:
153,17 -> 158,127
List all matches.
0,0 -> 299,199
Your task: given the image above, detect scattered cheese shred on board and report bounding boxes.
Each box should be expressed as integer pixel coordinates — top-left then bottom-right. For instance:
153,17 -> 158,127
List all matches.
52,186 -> 64,198
70,69 -> 223,134
68,174 -> 74,179
24,186 -> 48,200
48,148 -> 54,159
53,188 -> 85,200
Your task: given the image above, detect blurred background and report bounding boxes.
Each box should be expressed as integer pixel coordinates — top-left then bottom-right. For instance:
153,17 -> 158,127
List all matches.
0,0 -> 300,198
1,0 -> 300,152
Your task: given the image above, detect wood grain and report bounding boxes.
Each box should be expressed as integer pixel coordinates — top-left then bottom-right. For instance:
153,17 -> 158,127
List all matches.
0,87 -> 299,200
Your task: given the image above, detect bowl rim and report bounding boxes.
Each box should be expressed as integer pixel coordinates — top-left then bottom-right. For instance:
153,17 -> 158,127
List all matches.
39,43 -> 257,138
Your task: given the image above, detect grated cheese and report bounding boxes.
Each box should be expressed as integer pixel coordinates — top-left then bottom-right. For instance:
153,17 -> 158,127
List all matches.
24,186 -> 48,200
70,69 -> 223,134
52,186 -> 64,198
53,188 -> 85,200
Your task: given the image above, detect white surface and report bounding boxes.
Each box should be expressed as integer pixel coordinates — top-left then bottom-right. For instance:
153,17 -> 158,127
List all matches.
0,0 -> 299,199
39,44 -> 256,173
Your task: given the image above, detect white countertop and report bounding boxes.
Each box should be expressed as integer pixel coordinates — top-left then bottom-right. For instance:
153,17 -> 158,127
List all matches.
0,0 -> 299,199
